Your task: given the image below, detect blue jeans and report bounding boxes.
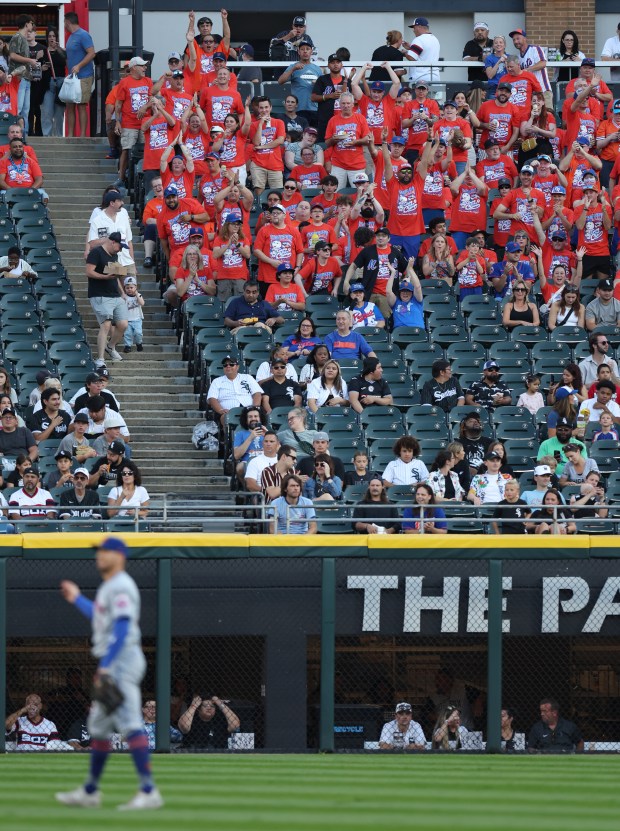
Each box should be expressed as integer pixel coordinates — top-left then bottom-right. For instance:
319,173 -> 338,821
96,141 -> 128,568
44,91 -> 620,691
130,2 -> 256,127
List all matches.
41,78 -> 65,136
124,319 -> 143,346
17,78 -> 31,136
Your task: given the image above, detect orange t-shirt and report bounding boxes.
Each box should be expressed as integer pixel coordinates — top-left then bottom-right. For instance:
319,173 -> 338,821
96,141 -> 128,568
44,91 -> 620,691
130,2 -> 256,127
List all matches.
450,184 -> 488,234
573,203 -> 612,257
200,85 -> 244,125
432,117 -> 472,162
212,234 -> 249,281
116,75 -> 154,130
142,196 -> 164,223
249,118 -> 286,171
325,112 -> 369,170
356,93 -> 397,143
254,224 -> 304,284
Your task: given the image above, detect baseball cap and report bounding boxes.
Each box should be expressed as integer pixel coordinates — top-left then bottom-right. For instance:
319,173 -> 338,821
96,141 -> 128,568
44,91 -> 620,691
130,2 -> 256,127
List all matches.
505,241 -> 521,253
370,81 -> 385,92
534,464 -> 552,476
520,165 -> 535,174
293,15 -> 306,25
444,100 -> 457,108
171,69 -> 184,79
276,263 -> 294,274
390,136 -> 406,145
581,57 -> 596,67
464,411 -> 482,421
168,51 -> 182,61
497,81 -> 512,91
399,281 -> 414,292
557,417 -> 576,428
55,449 -> 72,460
395,702 -> 412,713
497,177 -> 511,188
22,467 -> 38,476
103,190 -> 123,206
240,44 -> 254,57
87,395 -> 105,411
104,413 -> 125,429
222,210 -> 242,223
108,232 -> 128,249
509,28 -> 526,37
327,53 -> 342,62
213,51 -> 227,62
163,185 -> 178,197
128,57 -> 148,68
483,360 -> 500,371
108,440 -> 126,455
376,227 -> 390,236
554,386 -> 573,400
537,154 -> 552,162
582,181 -> 597,191
474,21 -> 489,29
598,279 -> 614,291
484,138 -> 499,149
415,81 -> 429,89
97,367 -> 110,379
95,536 -> 129,557
613,98 -> 620,114
551,229 -> 567,241
303,126 -> 318,135
36,369 -> 52,385
124,276 -> 137,286
73,413 -> 89,424
189,226 -> 205,237
349,282 -> 365,293
298,37 -> 313,48
485,450 -> 502,460
352,171 -> 369,184
576,136 -> 590,146
73,467 -> 90,478
209,125 -> 225,133
221,355 -> 238,365
270,204 -> 287,214
314,240 -> 332,252
410,17 -> 429,27
314,431 -> 330,442
551,185 -> 566,195
205,151 -> 220,160
271,359 -> 287,368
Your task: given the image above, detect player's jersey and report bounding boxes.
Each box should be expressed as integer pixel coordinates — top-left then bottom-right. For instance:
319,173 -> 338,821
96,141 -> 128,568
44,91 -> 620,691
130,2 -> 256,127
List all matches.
8,715 -> 61,751
92,570 -> 142,660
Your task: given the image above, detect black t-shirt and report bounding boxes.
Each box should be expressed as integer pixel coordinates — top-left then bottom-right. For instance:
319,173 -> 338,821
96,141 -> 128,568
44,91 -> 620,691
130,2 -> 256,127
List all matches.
72,389 -> 119,413
58,488 -> 102,519
89,455 -> 124,487
86,246 -> 121,298
369,46 -> 405,79
353,245 -> 409,297
298,453 -> 346,481
282,112 -> 309,136
311,74 -> 352,131
182,711 -> 230,749
461,435 -> 492,470
462,37 -> 493,80
528,717 -> 582,752
493,499 -> 529,533
420,378 -> 465,412
347,374 -> 392,406
261,377 -> 302,409
352,500 -> 401,531
344,469 -> 380,487
29,408 -> 72,440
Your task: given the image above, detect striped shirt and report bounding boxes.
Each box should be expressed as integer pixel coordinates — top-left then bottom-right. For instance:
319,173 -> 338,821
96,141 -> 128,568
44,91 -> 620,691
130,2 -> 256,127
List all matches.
7,716 -> 60,751
260,463 -> 300,503
519,44 -> 550,92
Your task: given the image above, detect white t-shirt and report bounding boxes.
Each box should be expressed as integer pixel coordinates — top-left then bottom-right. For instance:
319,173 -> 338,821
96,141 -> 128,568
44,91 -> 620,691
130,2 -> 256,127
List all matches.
407,33 -> 440,83
601,35 -> 620,81
107,485 -> 150,516
87,208 -> 135,268
245,453 -> 277,484
256,361 -> 298,383
578,396 -> 620,423
77,405 -> 129,437
519,43 -> 550,91
379,718 -> 426,747
306,377 -> 349,408
382,458 -> 429,485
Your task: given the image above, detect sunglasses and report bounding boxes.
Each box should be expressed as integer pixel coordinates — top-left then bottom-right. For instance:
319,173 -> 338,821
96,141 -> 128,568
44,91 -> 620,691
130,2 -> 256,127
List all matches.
513,287 -> 526,292
223,361 -> 237,367
283,185 -> 296,190
121,470 -> 134,476
203,39 -> 215,44
287,454 -> 298,461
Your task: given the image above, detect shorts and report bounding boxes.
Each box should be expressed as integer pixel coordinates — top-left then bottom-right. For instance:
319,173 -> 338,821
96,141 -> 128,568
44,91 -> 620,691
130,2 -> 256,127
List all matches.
120,127 -> 143,151
250,162 -> 283,190
216,278 -> 247,302
79,76 -> 94,105
582,254 -> 611,278
90,296 -> 128,325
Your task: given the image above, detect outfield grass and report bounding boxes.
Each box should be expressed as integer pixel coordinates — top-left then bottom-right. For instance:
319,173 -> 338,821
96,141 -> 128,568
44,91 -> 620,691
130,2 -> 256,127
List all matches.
1,753 -> 619,831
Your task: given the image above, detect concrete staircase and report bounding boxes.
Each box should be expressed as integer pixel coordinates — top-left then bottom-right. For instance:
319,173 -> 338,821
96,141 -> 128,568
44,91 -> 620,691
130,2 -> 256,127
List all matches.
28,137 -> 230,503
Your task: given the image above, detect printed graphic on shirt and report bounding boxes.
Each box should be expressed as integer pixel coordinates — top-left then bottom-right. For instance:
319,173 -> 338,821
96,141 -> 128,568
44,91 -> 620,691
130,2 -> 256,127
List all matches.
397,186 -> 418,215
130,86 -> 150,113
268,233 -> 294,261
584,215 -> 603,243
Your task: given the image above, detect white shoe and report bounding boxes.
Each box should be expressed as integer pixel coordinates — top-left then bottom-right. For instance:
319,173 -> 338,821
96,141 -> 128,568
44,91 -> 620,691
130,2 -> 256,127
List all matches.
105,345 -> 123,361
55,786 -> 101,808
95,359 -> 107,369
118,788 -> 164,811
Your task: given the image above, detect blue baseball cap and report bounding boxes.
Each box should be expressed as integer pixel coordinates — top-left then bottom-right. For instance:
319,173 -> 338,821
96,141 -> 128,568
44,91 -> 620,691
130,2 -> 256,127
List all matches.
390,136 -> 406,145
576,136 -> 590,146
370,81 -> 385,92
505,241 -> 521,253
95,536 -> 129,557
163,185 -> 178,197
399,281 -> 415,292
277,263 -> 294,274
349,282 -> 365,292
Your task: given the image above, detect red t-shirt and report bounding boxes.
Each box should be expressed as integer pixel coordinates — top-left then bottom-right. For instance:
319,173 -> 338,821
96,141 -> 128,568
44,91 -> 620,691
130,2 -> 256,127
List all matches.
357,93 -> 397,143
419,235 -> 458,260
532,172 -> 562,207
450,184 -> 488,234
161,168 -> 195,201
142,196 -> 164,223
573,203 -> 612,257
544,207 -> 575,242
456,251 -> 485,289
432,117 -> 472,162
476,100 -> 520,148
299,221 -> 339,264
142,116 -> 177,171
310,193 -> 339,221
216,132 -> 248,169
375,152 -> 412,210
403,98 -> 441,150
476,155 -> 518,186
325,112 -> 369,170
198,172 -> 226,220
161,87 -> 193,121
0,155 -> 42,188
156,196 -> 205,249
490,196 -> 512,247
182,127 -> 210,169
212,234 -> 249,281
249,118 -> 286,171
200,86 -> 244,126
280,192 -> 303,220
175,266 -> 214,301
612,185 -> 620,231
501,71 -> 541,119
254,224 -> 304,284
189,43 -> 231,93
386,174 -> 425,237
290,163 -> 327,189
540,243 -> 576,293
298,256 -> 342,294
265,282 -> 306,310
564,109 -> 599,152
499,186 -> 546,242
0,76 -> 21,116
116,75 -> 154,130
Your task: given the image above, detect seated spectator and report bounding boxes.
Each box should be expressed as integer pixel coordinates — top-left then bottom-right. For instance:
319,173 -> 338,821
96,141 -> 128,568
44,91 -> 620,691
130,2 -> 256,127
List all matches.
32,377 -> 74,418
303,453 -> 343,501
382,436 -> 429,489
387,275 -> 424,329
527,698 -> 583,752
403,483 -> 448,534
447,440 -> 471,494
586,364 -> 620,404
489,241 -> 536,301
260,358 -> 303,414
298,344 -> 330,387
427,450 -> 465,502
421,234 -> 456,285
585,279 -> 620,330
347,357 -> 392,414
8,468 -> 55,520
521,464 -> 555,507
537,417 -> 586,477
178,694 -> 241,749
265,264 -> 306,312
579,333 -> 620,387
261,444 -> 300,503
502,280 -> 540,329
43,450 -> 76,490
0,366 -> 17,406
547,284 -> 585,330
78,395 -> 130,442
548,364 -> 588,408
297,432 -> 346,480
174,244 -> 216,304
142,700 -> 183,751
244,431 -> 280,494
276,408 -> 319,458
516,374 -> 545,415
107,460 -> 150,519
69,370 -> 120,414
0,407 -> 37,462
546,393 -> 578,440
0,246 -> 37,280
420,359 -> 465,412
501,706 -> 520,751
348,282 -> 385,329
352,477 -> 400,534
88,440 -> 127,489
527,488 -> 577,534
256,346 -> 299,385
569,471 -> 609,520
492,479 -> 530,534
4,694 -> 62,751
280,317 -> 322,363
233,406 -> 267,485
323,310 -> 376,361
344,450 -> 379,488
432,705 -> 468,751
578,380 -> 620,426
91,413 -> 132,459
306,359 -> 349,413
224,280 -> 284,334
465,361 -> 512,411
559,443 -> 600,486
592,411 -> 620,441
476,440 -> 513,477
468,450 -> 511,505
30,387 -> 72,444
207,355 -> 262,424
4,454 -> 32,490
268,473 -> 317,534
0,138 -> 45,201
378,702 -> 426,750
458,412 -> 492,474
28,369 -> 54,408
57,468 -> 102,521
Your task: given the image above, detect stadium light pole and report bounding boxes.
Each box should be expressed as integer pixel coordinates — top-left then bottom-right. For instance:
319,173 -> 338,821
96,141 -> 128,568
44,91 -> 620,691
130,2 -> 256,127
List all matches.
132,0 -> 143,57
486,559 -> 503,753
108,0 -> 120,85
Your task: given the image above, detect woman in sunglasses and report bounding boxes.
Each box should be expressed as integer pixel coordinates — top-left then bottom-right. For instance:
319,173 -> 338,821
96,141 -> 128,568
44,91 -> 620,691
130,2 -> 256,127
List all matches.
501,280 -> 540,329
107,460 -> 150,519
302,453 -> 342,501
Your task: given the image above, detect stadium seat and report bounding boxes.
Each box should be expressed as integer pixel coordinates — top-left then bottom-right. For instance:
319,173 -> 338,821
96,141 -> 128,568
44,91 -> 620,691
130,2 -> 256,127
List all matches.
430,324 -> 468,350
446,341 -> 485,361
466,324 -> 507,349
392,327 -> 429,349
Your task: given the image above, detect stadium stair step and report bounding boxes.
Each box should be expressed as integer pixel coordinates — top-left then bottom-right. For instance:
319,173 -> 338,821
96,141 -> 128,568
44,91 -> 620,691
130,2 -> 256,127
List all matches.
28,136 -> 228,505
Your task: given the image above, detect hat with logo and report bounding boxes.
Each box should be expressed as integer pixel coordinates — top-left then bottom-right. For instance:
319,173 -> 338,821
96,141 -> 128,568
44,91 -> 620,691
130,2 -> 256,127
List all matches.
276,263 -> 294,274
73,467 -> 90,478
22,467 -> 39,476
107,440 -> 126,455
84,371 -> 101,384
444,100 -> 457,109
293,15 -> 306,25
483,360 -> 500,371
410,17 -> 429,27
581,57 -> 596,67
349,282 -> 365,293
171,69 -> 184,79
55,449 -> 72,460
221,209 -> 242,223
95,536 -> 129,557
221,354 -> 239,365
598,279 -> 614,291
485,450 -> 502,460
128,56 -> 148,68
209,125 -> 225,133
576,136 -> 590,146
163,185 -> 178,197
474,21 -> 489,30
270,204 -> 287,214
168,51 -> 182,61
108,232 -> 128,249
298,37 -> 314,48
509,28 -> 526,38
124,276 -> 137,286
537,154 -> 552,162
551,185 -> 566,195
327,53 -> 342,62
534,464 -> 552,476
352,171 -> 369,184
484,138 -> 499,149
557,416 -> 576,428
189,226 -> 205,237
240,43 -> 254,57
613,98 -> 620,114
554,386 -> 574,400
204,151 -> 221,160
213,51 -> 227,62
314,432 -> 330,442
505,241 -> 521,253
376,226 -> 390,235
497,81 -> 512,91
395,702 -> 413,713
520,165 -> 535,174
390,136 -> 406,145
97,367 -> 110,379
399,281 -> 414,292
551,229 -> 567,240
370,81 -> 385,92
497,177 -> 511,188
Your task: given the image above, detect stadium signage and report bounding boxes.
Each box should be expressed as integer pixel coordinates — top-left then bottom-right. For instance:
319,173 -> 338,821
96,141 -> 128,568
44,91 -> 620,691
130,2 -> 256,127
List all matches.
347,575 -> 620,634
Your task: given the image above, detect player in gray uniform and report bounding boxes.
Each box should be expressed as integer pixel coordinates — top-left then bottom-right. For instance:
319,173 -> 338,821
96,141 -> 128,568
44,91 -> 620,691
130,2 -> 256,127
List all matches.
55,536 -> 163,811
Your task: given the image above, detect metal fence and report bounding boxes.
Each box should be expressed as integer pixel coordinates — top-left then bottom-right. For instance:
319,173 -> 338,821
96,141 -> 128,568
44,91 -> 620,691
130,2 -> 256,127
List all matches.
2,535 -> 620,754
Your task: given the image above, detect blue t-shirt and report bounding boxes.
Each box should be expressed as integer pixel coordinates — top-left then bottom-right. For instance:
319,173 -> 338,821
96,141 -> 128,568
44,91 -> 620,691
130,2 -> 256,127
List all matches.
323,330 -> 372,360
233,429 -> 264,463
280,334 -> 322,359
484,54 -> 507,92
66,28 -> 95,79
268,495 -> 316,534
402,506 -> 447,532
390,297 -> 424,328
287,63 -> 322,111
489,260 -> 536,300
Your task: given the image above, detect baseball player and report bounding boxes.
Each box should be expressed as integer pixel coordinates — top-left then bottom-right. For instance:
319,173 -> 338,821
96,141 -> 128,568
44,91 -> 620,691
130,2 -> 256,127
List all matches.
55,536 -> 163,811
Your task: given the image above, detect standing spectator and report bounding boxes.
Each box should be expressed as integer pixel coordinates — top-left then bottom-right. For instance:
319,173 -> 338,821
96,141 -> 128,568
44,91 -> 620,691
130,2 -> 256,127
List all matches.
325,92 -> 370,189
88,190 -> 135,277
278,38 -> 321,127
269,16 -> 313,64
253,206 -> 303,289
601,22 -> 620,84
370,32 -> 407,81
485,36 -> 508,94
509,28 -> 552,109
403,17 -> 440,85
575,194 -> 612,281
249,96 -> 286,201
8,14 -> 36,135
381,137 -> 432,258
40,28 -> 66,137
268,474 -> 317,535
310,54 -> 351,142
556,31 -> 585,82
114,56 -> 152,187
237,44 -> 262,85
463,22 -> 493,82
63,12 -> 95,137
351,63 -> 400,145
85,233 -> 128,368
122,276 -> 145,354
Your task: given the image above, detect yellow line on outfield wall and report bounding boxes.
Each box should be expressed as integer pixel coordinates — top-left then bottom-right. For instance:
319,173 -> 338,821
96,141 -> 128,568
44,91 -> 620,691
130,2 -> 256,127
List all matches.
20,532 -> 250,550
367,534 -> 590,550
